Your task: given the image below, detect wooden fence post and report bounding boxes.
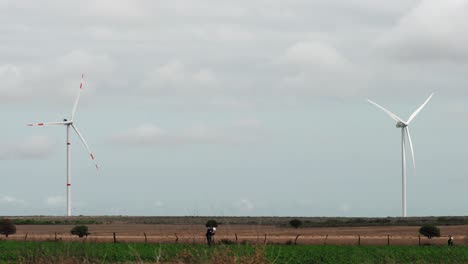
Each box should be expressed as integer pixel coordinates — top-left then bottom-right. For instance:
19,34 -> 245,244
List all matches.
294,234 -> 301,245
264,234 -> 267,244
144,232 -> 147,244
55,232 -> 57,241
324,234 -> 328,245
418,235 -> 421,246
113,232 -> 117,243
175,233 -> 179,243
358,235 -> 361,246
387,235 -> 390,246
24,233 -> 28,241
235,233 -> 238,243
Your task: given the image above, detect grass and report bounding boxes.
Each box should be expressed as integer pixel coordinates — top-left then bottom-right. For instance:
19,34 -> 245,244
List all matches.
0,241 -> 467,263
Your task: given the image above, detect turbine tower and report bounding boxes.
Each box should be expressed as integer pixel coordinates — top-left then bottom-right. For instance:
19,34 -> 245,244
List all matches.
368,93 -> 433,217
28,74 -> 98,216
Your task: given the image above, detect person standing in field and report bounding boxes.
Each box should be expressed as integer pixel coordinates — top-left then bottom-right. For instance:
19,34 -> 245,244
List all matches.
448,235 -> 454,246
206,227 -> 214,246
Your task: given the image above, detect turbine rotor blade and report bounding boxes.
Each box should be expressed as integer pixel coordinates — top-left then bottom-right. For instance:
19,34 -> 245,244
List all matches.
71,124 -> 99,170
71,74 -> 84,121
406,127 -> 415,169
367,99 -> 405,123
27,121 -> 67,126
407,93 -> 434,124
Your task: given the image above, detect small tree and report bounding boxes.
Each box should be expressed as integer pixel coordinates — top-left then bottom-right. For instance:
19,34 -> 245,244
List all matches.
419,225 -> 440,239
0,219 -> 16,237
205,220 -> 218,228
289,219 -> 303,229
71,225 -> 90,238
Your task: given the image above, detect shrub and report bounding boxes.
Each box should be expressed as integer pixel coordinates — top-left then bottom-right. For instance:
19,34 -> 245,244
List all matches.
219,239 -> 235,245
419,225 -> 440,239
0,219 -> 16,237
70,225 -> 90,238
289,219 -> 302,229
205,220 -> 218,228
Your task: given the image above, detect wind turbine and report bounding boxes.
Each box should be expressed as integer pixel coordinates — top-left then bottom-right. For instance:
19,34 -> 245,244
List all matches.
368,93 -> 433,217
28,74 -> 98,216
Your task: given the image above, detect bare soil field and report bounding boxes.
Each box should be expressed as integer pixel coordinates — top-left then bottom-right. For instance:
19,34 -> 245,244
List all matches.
5,223 -> 468,246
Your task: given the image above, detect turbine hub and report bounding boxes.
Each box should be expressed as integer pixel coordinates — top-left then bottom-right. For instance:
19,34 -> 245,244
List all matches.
396,122 -> 407,128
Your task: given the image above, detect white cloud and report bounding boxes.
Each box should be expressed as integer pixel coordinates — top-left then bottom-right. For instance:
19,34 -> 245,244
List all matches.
0,50 -> 114,102
85,0 -> 146,21
282,41 -> 349,70
142,61 -> 217,94
378,0 -> 468,62
338,204 -> 352,214
110,118 -> 265,147
0,136 -> 56,160
0,195 -> 25,204
236,198 -> 255,211
278,41 -> 364,96
45,196 -> 65,207
110,124 -> 166,146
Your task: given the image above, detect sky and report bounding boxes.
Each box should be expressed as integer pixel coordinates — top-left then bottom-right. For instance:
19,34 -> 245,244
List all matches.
1,0 -> 468,217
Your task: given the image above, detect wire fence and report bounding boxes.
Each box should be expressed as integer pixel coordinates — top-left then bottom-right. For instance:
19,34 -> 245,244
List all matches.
3,232 -> 467,246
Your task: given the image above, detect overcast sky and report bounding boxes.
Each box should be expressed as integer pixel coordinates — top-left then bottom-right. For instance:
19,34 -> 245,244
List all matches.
1,0 -> 468,217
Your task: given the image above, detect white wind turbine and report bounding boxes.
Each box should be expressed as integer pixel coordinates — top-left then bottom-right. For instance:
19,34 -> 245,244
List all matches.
28,74 -> 98,216
368,93 -> 434,217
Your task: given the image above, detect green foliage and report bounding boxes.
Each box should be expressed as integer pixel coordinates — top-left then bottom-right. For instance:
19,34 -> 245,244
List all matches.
0,241 -> 468,263
0,218 -> 16,237
70,225 -> 90,238
289,219 -> 303,228
419,225 -> 441,239
205,220 -> 218,228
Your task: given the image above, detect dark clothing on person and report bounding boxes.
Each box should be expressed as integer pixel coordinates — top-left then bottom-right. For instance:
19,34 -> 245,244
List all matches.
448,236 -> 454,246
206,228 -> 215,246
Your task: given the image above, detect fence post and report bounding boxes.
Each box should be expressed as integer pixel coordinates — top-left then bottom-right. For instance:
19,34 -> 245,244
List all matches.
144,232 -> 147,244
175,233 -> 179,243
264,234 -> 267,244
324,234 -> 328,245
55,232 -> 57,241
235,233 -> 238,243
294,234 -> 301,245
113,232 -> 117,243
24,233 -> 28,241
358,235 -> 361,246
387,235 -> 390,246
418,235 -> 421,246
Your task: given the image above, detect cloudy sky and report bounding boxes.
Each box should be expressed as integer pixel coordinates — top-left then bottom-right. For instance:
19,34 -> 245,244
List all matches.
1,0 -> 468,217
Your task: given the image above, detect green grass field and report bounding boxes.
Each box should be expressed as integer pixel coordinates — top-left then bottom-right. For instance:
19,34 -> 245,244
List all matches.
0,241 -> 467,263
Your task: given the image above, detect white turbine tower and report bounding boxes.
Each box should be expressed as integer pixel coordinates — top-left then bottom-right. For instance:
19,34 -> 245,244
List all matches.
368,93 -> 434,217
28,74 -> 98,216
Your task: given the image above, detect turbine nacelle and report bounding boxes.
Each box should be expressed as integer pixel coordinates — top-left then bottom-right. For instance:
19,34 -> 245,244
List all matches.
396,122 -> 407,128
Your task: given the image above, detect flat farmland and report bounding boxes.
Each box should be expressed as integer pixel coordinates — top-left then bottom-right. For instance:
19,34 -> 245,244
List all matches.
6,222 -> 468,246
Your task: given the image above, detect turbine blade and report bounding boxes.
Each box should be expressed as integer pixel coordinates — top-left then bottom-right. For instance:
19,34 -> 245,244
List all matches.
27,121 -> 67,126
367,99 -> 404,123
71,124 -> 99,170
407,93 -> 434,124
71,74 -> 84,121
406,127 -> 415,169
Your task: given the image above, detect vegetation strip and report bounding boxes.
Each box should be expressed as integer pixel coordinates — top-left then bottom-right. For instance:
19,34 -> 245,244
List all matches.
0,241 -> 467,263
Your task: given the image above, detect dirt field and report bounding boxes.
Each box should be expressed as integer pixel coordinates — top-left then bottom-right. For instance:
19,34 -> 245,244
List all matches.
5,224 -> 468,246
